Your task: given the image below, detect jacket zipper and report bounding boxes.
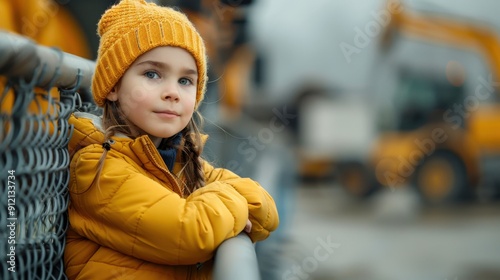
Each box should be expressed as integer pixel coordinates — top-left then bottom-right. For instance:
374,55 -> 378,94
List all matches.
143,141 -> 184,196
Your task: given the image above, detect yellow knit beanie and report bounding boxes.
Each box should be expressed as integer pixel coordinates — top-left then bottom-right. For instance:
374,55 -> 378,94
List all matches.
92,0 -> 207,107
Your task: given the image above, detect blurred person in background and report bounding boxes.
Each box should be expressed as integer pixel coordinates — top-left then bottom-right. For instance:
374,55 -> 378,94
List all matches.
0,0 -> 93,58
0,0 -> 112,114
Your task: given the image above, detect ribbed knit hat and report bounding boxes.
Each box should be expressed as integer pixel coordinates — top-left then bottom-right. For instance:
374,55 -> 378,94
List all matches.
92,0 -> 207,107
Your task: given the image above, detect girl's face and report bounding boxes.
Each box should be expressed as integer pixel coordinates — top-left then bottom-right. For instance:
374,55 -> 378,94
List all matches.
107,46 -> 198,146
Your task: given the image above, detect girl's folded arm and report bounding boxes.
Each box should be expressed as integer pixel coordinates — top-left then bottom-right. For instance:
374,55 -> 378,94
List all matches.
69,166 -> 248,265
203,161 -> 280,242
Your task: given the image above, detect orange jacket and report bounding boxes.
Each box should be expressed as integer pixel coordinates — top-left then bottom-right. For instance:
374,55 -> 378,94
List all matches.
64,112 -> 279,279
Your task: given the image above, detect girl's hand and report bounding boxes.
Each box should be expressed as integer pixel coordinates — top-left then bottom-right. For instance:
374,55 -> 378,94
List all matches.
244,219 -> 252,233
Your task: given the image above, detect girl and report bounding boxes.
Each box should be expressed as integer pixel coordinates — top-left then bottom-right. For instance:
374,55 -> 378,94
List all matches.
63,0 -> 279,279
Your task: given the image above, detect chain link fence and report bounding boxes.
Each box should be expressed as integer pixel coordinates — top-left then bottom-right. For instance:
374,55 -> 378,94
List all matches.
0,30 -> 96,280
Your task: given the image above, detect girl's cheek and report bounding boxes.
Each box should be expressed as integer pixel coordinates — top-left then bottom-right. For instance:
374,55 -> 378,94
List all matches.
119,91 -> 147,117
130,86 -> 149,103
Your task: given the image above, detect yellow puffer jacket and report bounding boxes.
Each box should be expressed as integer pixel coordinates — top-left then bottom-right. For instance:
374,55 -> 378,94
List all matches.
64,112 -> 279,279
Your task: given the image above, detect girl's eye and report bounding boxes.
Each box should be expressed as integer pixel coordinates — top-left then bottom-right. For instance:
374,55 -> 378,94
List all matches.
144,71 -> 160,79
179,77 -> 193,86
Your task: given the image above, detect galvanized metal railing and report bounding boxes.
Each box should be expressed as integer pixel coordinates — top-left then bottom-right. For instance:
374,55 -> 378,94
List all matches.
0,30 -> 260,280
0,31 -> 95,103
213,233 -> 261,280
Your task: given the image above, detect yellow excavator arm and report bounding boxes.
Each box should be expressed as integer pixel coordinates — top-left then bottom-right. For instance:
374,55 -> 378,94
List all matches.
382,0 -> 500,82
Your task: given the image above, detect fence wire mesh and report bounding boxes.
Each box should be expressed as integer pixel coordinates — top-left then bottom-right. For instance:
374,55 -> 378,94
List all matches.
1,31 -> 97,280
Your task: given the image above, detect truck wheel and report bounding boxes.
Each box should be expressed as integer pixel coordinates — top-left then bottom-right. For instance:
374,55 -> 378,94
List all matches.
338,161 -> 379,198
413,150 -> 470,204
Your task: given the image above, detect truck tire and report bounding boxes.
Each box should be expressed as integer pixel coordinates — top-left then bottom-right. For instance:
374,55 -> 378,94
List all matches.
412,150 -> 470,204
338,161 -> 379,198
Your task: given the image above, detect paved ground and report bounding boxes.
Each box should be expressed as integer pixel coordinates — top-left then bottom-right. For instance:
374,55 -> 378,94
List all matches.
274,182 -> 500,280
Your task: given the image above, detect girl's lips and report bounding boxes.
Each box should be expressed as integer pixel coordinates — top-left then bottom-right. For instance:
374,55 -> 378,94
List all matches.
154,110 -> 179,118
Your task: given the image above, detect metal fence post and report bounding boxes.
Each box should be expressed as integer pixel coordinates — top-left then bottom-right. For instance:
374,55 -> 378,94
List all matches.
213,233 -> 261,280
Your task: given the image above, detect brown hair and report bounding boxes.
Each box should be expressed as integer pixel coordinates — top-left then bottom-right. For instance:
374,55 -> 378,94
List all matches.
94,99 -> 205,196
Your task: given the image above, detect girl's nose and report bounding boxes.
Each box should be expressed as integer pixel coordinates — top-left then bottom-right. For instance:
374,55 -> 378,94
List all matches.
162,81 -> 180,101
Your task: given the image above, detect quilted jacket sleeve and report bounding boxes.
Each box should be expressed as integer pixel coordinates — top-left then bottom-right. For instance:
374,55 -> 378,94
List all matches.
68,150 -> 249,265
203,161 -> 280,242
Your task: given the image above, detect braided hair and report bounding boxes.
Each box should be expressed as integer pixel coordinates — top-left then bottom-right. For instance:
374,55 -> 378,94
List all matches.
178,112 -> 205,196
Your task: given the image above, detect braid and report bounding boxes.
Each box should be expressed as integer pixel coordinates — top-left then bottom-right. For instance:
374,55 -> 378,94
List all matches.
92,100 -> 139,190
179,116 -> 205,196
